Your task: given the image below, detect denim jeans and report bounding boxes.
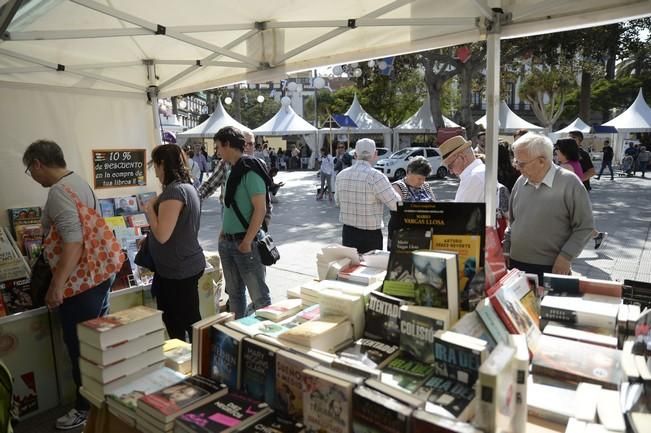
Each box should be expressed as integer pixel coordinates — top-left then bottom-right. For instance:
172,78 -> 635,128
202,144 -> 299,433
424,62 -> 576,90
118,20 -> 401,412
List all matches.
598,161 -> 613,179
218,237 -> 271,318
58,277 -> 113,410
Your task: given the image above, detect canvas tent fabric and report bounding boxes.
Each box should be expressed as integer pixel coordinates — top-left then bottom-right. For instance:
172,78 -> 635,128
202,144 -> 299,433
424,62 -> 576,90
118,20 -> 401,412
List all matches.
475,101 -> 543,133
177,99 -> 249,140
393,97 -> 459,150
548,117 -> 591,142
603,88 -> 651,132
0,0 -> 648,227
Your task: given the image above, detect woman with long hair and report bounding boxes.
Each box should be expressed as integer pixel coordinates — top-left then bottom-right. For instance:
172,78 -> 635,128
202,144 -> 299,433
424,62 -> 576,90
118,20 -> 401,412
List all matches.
144,144 -> 205,341
555,139 -> 607,249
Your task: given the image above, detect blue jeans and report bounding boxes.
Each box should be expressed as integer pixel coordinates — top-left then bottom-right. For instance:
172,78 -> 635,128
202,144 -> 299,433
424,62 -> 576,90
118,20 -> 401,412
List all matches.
58,277 -> 113,410
218,237 -> 271,318
598,161 -> 613,179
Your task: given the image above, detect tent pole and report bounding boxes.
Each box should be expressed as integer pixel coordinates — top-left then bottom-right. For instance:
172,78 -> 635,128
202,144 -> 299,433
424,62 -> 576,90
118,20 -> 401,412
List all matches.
484,11 -> 503,228
146,62 -> 163,147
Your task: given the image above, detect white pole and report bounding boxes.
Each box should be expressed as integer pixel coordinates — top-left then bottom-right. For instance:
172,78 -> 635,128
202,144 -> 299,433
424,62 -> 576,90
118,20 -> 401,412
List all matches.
484,13 -> 502,228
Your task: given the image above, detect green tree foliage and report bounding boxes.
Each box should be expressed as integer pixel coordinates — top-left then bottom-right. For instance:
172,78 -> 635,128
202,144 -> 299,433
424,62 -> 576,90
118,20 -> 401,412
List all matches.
519,66 -> 575,130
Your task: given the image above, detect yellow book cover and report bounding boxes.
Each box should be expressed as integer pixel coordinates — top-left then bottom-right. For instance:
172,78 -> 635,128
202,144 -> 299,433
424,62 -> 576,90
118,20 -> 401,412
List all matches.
431,234 -> 481,309
104,216 -> 127,230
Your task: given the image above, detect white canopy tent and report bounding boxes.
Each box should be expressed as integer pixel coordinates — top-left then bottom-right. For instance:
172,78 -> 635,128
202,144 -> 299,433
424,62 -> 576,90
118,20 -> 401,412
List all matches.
475,101 -> 544,134
345,94 -> 393,147
0,0 -> 648,227
603,88 -> 651,160
548,117 -> 591,142
177,99 -> 250,145
393,97 -> 460,150
253,99 -> 318,167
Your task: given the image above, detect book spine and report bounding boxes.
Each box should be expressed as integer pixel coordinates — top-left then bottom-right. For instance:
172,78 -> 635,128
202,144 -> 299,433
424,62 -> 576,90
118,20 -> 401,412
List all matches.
512,361 -> 528,433
539,305 -> 577,324
476,371 -> 498,433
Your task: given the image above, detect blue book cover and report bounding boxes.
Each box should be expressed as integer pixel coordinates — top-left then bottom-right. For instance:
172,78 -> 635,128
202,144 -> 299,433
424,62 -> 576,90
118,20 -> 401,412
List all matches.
240,339 -> 277,410
210,325 -> 242,391
98,199 -> 115,217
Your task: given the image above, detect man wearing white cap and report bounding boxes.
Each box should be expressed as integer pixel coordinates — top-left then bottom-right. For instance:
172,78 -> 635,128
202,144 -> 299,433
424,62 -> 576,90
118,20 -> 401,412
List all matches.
439,135 -> 485,202
335,138 -> 400,253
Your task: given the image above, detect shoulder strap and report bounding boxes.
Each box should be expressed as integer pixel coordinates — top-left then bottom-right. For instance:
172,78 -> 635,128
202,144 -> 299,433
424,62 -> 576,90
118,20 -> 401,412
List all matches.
230,200 -> 250,230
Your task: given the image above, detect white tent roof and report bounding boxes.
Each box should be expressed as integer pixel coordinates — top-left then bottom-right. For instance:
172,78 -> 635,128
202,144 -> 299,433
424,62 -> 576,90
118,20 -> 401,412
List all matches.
553,117 -> 591,135
253,101 -> 317,136
1,1 -> 648,98
177,99 -> 249,138
160,113 -> 184,133
344,94 -> 391,133
603,88 -> 651,132
475,101 -> 543,133
394,97 -> 459,132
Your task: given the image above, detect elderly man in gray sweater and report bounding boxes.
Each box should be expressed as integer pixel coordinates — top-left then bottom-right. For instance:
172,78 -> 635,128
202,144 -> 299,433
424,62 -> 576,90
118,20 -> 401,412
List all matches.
503,133 -> 594,281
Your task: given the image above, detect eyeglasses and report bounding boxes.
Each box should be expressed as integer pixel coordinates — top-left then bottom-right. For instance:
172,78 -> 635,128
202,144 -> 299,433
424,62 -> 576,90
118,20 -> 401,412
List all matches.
445,153 -> 463,168
512,157 -> 540,169
24,162 -> 32,177
244,141 -> 254,147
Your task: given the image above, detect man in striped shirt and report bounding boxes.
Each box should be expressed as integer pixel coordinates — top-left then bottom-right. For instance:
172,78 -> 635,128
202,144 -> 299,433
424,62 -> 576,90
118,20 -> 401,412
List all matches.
335,138 -> 400,253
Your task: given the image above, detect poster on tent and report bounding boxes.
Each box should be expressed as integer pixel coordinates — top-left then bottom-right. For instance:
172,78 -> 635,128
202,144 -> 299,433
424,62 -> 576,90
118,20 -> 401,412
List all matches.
92,149 -> 147,189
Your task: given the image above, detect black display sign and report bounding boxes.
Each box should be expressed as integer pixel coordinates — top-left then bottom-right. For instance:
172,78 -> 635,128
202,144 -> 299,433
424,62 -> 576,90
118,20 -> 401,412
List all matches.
92,149 -> 147,189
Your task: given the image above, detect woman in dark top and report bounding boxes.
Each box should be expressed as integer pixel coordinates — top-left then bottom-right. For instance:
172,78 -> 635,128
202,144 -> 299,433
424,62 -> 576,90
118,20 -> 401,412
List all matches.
144,144 -> 205,341
387,156 -> 436,250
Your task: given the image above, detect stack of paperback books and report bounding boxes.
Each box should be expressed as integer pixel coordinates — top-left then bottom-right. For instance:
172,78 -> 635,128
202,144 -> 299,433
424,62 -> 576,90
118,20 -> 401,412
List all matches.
78,306 -> 166,401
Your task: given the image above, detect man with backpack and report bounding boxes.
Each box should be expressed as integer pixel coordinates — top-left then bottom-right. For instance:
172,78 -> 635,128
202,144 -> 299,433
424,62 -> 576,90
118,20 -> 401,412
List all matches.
214,127 -> 272,318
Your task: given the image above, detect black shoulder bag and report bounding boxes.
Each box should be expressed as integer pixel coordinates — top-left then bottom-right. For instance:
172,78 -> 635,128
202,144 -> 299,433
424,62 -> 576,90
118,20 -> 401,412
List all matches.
230,201 -> 280,266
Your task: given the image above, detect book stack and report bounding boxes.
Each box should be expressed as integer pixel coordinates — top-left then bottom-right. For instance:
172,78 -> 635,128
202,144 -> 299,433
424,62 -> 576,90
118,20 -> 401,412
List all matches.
191,312 -> 234,376
337,263 -> 387,286
136,375 -> 227,432
163,339 -> 192,375
78,306 -> 166,401
315,244 -> 360,280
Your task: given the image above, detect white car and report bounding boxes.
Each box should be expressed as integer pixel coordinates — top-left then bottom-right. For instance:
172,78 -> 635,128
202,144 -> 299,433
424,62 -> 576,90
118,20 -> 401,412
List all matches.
374,147 -> 448,180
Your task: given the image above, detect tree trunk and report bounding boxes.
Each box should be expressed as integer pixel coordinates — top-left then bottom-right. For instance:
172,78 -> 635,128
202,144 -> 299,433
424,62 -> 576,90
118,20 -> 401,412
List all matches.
458,62 -> 476,137
233,87 -> 242,121
579,70 -> 592,122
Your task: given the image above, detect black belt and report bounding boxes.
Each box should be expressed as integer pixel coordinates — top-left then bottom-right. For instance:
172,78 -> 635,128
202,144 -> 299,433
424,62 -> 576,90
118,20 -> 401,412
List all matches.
223,232 -> 247,241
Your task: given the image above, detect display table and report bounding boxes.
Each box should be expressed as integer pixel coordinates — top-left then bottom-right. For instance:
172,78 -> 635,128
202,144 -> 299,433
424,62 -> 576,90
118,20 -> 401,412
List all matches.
84,403 -> 138,433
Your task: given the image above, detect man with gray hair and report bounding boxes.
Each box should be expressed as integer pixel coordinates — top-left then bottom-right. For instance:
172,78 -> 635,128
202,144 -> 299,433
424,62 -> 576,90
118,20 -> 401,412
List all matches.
503,133 -> 594,281
335,138 -> 400,253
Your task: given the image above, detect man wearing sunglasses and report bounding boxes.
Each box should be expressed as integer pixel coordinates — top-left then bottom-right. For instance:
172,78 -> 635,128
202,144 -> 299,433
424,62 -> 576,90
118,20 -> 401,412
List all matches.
503,133 -> 594,281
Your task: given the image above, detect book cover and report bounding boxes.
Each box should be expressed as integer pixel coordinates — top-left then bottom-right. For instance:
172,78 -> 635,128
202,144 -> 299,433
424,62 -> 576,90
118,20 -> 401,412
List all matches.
137,375 -> 226,422
317,289 -> 365,340
337,264 -> 386,286
539,295 -> 619,329
489,280 -> 541,355
414,375 -> 476,422
191,312 -> 234,376
78,306 -> 162,348
14,223 -> 42,256
106,367 -> 185,412
475,298 -> 510,347
275,350 -> 319,421
7,207 -> 42,240
210,324 -> 244,391
399,305 -> 448,363
0,277 -> 33,314
364,291 -> 405,346
240,338 -> 277,409
383,228 -> 431,299
98,198 -> 116,217
449,310 -> 497,352
278,315 -> 353,352
255,298 -> 303,322
433,330 -> 487,386
137,192 -> 158,212
410,251 -> 459,320
163,339 -> 192,375
126,213 -> 149,228
430,234 -> 480,313
336,338 -> 400,371
236,413 -> 305,433
176,391 -> 271,433
303,369 -> 354,433
379,353 -> 435,393
509,334 -> 529,433
114,196 -> 139,216
531,335 -> 622,390
352,385 -> 412,433
104,216 -> 127,230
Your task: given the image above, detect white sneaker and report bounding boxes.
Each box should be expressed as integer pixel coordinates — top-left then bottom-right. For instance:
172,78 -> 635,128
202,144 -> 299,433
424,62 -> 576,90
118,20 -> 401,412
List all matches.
55,408 -> 88,430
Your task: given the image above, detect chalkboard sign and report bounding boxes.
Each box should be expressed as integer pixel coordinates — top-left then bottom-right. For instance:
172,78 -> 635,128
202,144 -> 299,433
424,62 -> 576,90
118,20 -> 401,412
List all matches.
93,149 -> 147,189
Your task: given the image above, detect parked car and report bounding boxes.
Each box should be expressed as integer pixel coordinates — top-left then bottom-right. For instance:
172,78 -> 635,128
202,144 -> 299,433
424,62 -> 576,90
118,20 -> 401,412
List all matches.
374,147 -> 448,180
348,147 -> 390,158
